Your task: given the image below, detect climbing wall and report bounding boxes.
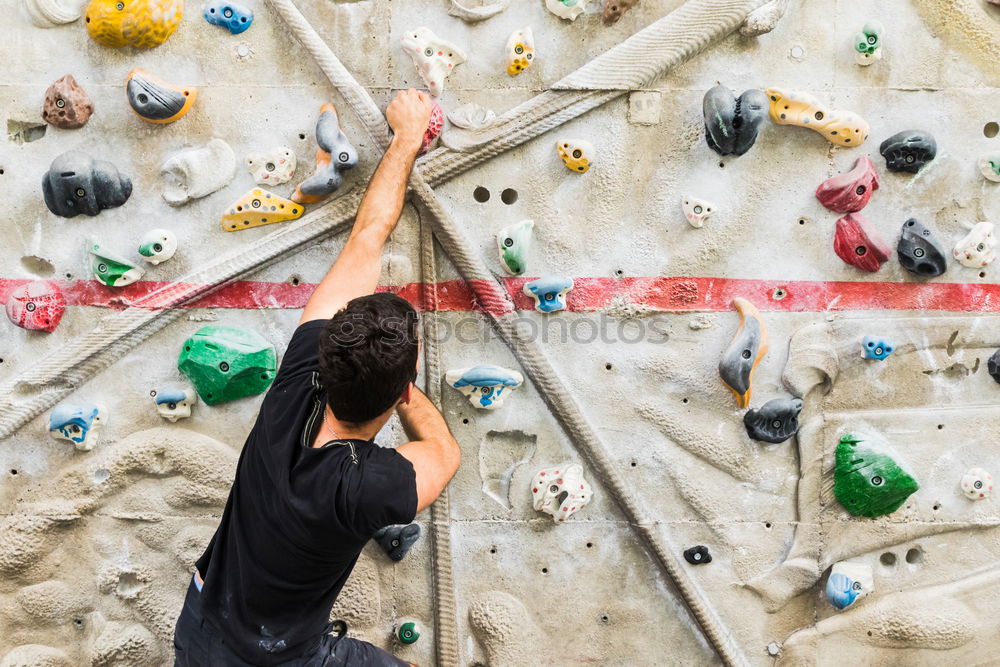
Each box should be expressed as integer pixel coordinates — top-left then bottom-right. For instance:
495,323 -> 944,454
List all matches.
4,0 -> 1000,664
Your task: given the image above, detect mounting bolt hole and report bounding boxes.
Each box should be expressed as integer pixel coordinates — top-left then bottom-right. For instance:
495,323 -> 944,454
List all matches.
473,186 -> 490,203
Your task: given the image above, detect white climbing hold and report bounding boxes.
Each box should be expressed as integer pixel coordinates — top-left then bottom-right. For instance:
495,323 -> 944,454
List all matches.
953,222 -> 996,269
531,462 -> 593,522
445,365 -> 523,409
245,146 -> 297,186
545,0 -> 584,21
160,138 -> 237,207
153,387 -> 197,422
682,195 -> 716,228
447,103 -> 496,130
23,0 -> 82,27
961,467 -> 993,500
138,229 -> 178,265
738,0 -> 789,37
400,27 -> 466,97
448,0 -> 506,22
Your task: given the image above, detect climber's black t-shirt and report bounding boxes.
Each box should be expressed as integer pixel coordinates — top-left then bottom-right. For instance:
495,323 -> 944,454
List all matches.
194,319 -> 418,666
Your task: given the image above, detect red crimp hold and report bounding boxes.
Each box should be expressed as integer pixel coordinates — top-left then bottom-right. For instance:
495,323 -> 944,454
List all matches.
421,100 -> 444,156
816,157 -> 880,213
5,280 -> 66,332
834,213 -> 891,272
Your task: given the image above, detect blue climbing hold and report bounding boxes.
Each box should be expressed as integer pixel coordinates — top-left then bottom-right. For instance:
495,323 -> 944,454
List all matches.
203,1 -> 253,34
861,335 -> 894,360
523,276 -> 574,313
445,365 -> 524,409
48,403 -> 106,451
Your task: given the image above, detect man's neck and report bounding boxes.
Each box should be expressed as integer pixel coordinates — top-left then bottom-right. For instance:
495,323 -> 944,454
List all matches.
311,406 -> 382,448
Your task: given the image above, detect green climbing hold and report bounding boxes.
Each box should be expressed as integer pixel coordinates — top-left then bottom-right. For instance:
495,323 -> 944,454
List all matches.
854,21 -> 882,54
496,219 -> 534,275
90,242 -> 144,288
397,619 -> 421,645
833,433 -> 918,518
177,326 -> 277,405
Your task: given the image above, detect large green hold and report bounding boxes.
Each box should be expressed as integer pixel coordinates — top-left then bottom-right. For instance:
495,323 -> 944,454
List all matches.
834,434 -> 919,518
177,326 -> 277,405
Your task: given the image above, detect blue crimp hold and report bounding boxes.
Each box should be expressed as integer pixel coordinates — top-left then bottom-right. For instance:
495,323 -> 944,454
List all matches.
523,275 -> 574,313
203,1 -> 253,34
862,335 -> 894,360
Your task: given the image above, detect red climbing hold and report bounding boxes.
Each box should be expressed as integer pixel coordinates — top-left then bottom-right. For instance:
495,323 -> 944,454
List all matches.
816,157 -> 880,213
833,213 -> 891,272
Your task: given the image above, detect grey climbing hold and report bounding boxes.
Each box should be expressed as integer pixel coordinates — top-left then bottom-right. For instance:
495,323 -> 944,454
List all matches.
373,523 -> 421,561
703,86 -> 768,156
897,218 -> 947,277
683,545 -> 712,565
743,397 -> 803,444
42,151 -> 132,218
988,349 -> 1000,385
879,130 -> 936,174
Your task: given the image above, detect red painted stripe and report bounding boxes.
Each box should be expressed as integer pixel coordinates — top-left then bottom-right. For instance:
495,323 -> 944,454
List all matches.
1,276 -> 998,314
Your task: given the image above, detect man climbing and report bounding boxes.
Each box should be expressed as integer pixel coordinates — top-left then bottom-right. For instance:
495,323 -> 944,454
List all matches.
173,89 -> 462,666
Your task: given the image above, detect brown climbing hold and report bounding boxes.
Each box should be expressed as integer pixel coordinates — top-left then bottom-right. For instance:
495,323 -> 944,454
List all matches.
41,75 -> 93,130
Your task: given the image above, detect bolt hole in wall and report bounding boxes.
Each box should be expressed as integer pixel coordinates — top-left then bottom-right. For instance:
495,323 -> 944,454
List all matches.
880,552 -> 897,568
629,459 -> 637,467
9,469 -> 16,476
541,567 -> 548,574
298,133 -> 306,140
289,274 -> 301,286
586,541 -> 594,548
905,547 -> 923,564
605,363 -> 612,370
473,186 -> 490,203
462,418 -> 469,424
489,546 -> 496,554
600,615 -> 610,624
985,121 -> 1000,138
937,424 -> 945,430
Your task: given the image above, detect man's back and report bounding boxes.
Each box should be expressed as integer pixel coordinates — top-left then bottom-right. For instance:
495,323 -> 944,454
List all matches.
194,321 -> 417,665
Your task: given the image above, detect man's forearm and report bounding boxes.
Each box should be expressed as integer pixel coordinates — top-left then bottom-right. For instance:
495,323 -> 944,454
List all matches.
349,136 -> 420,244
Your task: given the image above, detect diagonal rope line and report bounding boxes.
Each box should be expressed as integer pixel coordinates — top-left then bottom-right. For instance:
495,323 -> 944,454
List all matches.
264,1 -> 763,664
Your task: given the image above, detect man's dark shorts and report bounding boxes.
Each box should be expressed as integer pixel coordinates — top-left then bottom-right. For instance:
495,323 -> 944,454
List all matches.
173,576 -> 408,667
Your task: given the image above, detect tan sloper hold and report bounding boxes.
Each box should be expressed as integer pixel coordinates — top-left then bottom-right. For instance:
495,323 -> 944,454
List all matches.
766,88 -> 870,147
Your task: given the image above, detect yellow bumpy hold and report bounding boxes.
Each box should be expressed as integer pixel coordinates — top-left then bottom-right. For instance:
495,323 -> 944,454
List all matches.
765,88 -> 869,147
221,188 -> 304,231
85,0 -> 184,49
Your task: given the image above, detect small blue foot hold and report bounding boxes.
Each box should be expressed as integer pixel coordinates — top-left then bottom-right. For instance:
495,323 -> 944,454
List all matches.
523,275 -> 574,313
203,1 -> 254,34
861,335 -> 893,360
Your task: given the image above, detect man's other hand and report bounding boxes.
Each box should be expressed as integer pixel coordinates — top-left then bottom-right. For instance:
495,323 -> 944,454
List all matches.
387,89 -> 433,153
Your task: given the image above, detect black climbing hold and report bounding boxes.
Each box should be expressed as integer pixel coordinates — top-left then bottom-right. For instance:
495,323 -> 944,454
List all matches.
743,397 -> 803,444
989,349 -> 1000,385
372,523 -> 421,561
897,218 -> 947,277
879,130 -> 937,174
42,151 -> 132,218
703,86 -> 768,157
683,545 -> 712,565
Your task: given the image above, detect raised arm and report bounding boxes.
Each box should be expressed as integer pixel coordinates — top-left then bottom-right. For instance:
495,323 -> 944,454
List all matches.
300,89 -> 433,324
396,387 -> 461,513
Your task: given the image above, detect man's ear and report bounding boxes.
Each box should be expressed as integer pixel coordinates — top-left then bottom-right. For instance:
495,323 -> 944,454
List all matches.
401,381 -> 413,405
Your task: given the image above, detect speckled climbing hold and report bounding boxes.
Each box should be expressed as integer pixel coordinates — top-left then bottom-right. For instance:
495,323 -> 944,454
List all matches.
989,349 -> 1000,384
373,523 -> 421,561
743,397 -> 802,444
396,619 -> 421,645
531,462 -> 592,522
421,100 -> 444,155
41,74 -> 94,130
445,365 -> 523,409
961,467 -> 993,500
138,229 -> 177,265
90,241 -> 144,288
85,0 -> 183,48
719,298 -> 768,409
602,0 -> 639,25
48,403 -> 106,451
861,335 -> 893,360
702,86 -> 768,156
42,151 -> 131,218
496,219 -> 533,275
683,545 -> 712,565
5,280 -> 65,333
545,0 -> 583,20
815,157 -> 880,213
523,276 -> 573,313
160,138 -> 236,206
682,195 -> 715,228
897,218 -> 947,277
246,147 -> 297,186
979,155 -> 1000,183
178,326 -> 277,405
825,561 -> 873,611
203,0 -> 253,34
834,433 -> 919,518
292,104 -> 358,204
400,27 -> 466,96
765,88 -> 870,147
152,387 -> 196,422
879,130 -> 936,174
953,222 -> 996,268
833,213 -> 891,273
25,0 -> 83,27
556,138 -> 594,173
853,20 -> 884,66
221,188 -> 304,231
505,27 -> 534,76
126,69 -> 197,124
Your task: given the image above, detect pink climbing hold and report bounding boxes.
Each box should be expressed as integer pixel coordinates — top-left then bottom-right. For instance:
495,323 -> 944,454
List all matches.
816,156 -> 880,213
5,280 -> 66,332
833,213 -> 891,273
421,100 -> 444,155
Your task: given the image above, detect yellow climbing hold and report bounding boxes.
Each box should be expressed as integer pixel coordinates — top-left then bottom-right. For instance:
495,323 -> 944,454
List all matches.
221,188 -> 304,232
85,0 -> 183,49
556,138 -> 594,173
765,88 -> 869,147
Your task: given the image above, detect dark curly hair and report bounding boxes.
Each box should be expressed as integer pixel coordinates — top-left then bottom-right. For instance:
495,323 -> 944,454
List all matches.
318,293 -> 419,423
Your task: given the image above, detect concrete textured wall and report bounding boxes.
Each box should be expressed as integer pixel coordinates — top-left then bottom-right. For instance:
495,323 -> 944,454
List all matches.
4,0 -> 1000,664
